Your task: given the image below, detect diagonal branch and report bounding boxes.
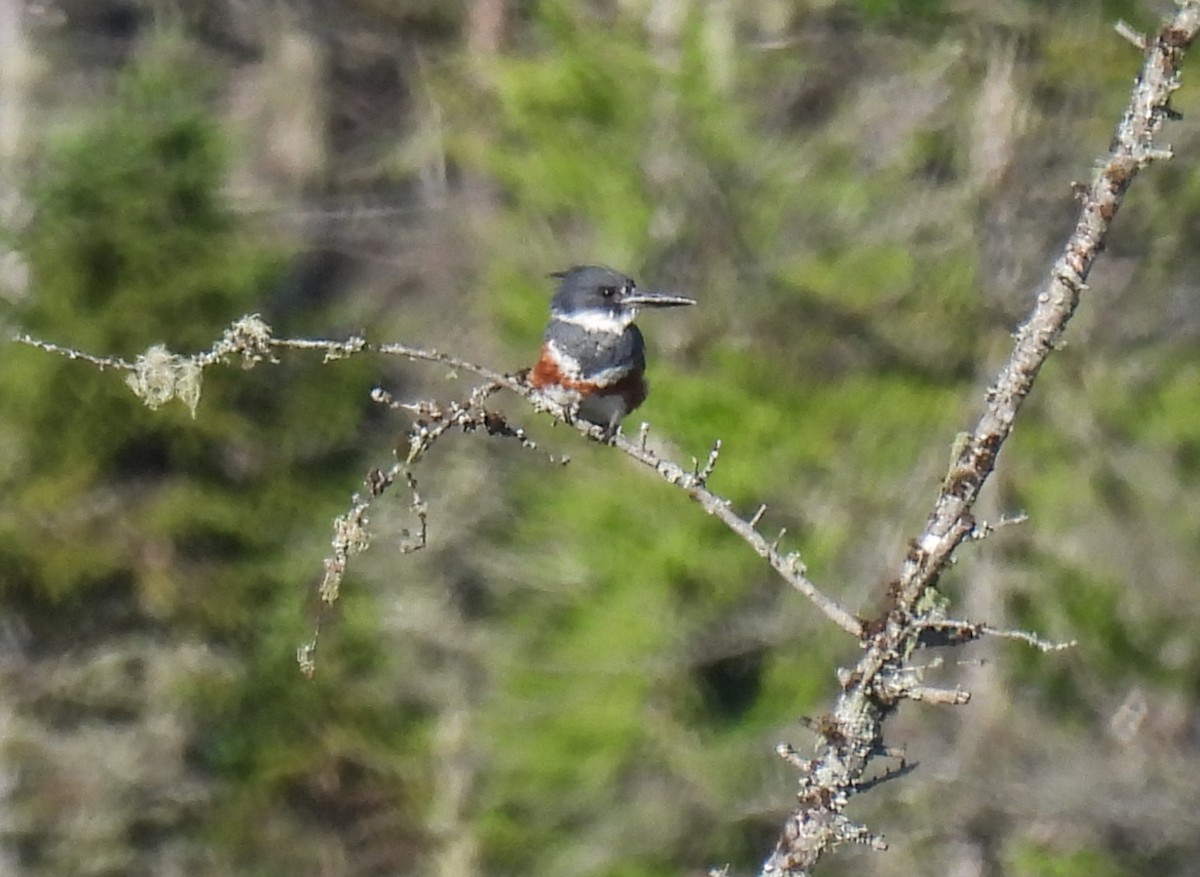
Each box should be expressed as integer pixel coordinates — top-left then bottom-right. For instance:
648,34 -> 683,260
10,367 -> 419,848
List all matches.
354,341 -> 864,637
19,319 -> 864,640
894,8 -> 1198,611
604,430 -> 863,636
758,5 -> 1200,875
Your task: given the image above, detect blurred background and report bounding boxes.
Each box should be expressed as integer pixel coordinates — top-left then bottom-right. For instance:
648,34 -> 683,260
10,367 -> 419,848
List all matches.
1,0 -> 1199,875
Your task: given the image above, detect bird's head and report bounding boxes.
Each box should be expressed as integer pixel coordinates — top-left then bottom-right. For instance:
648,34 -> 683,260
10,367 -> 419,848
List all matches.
548,265 -> 694,332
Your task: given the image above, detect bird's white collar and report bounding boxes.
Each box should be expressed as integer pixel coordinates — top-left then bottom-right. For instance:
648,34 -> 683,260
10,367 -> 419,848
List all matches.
551,307 -> 634,334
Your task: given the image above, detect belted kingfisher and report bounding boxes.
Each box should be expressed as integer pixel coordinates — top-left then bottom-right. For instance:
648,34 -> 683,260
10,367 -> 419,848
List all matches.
527,265 -> 695,434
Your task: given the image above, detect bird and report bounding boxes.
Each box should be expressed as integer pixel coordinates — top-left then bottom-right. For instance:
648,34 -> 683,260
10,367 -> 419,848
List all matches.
526,265 -> 695,435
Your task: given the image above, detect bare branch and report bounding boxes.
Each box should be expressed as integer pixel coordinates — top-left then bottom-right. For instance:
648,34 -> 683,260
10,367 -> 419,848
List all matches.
603,432 -> 864,636
14,334 -> 134,370
396,470 -> 429,555
897,9 -> 1196,613
26,322 -> 861,658
1115,19 -> 1148,50
967,511 -> 1029,541
758,5 -> 1200,874
696,439 -> 722,485
21,301 -> 865,638
978,623 -> 1077,652
298,461 -> 425,678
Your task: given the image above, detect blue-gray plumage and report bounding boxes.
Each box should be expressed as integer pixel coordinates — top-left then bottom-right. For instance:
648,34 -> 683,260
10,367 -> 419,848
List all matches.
528,266 -> 694,432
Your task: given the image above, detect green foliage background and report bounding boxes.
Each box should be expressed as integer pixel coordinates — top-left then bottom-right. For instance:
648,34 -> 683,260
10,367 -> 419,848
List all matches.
2,1 -> 1200,876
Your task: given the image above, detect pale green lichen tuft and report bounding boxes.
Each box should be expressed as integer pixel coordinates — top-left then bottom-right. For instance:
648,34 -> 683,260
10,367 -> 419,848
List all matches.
123,344 -> 204,417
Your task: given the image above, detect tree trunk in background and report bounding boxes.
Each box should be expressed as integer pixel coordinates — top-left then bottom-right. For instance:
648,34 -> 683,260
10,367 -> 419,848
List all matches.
0,0 -> 31,303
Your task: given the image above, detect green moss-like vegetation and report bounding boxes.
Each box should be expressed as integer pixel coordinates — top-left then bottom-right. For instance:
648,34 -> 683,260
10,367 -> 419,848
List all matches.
0,39 -> 423,874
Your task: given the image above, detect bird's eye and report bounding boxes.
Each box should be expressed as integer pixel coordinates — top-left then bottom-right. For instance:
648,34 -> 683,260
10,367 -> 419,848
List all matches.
599,286 -> 617,298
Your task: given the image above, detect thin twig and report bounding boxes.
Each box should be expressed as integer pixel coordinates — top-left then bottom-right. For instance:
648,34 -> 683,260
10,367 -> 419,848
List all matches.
13,335 -> 133,370
298,461 -> 424,677
1115,19 -> 1148,50
979,623 -> 1077,652
749,504 -> 768,529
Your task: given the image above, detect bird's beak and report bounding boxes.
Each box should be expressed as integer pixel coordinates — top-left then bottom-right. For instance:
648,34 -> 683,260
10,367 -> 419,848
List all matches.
624,290 -> 696,308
